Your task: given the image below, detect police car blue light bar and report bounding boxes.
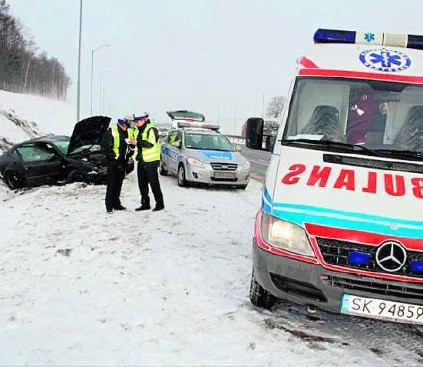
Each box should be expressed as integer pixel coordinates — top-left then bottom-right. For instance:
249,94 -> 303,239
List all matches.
177,121 -> 220,130
314,28 -> 423,50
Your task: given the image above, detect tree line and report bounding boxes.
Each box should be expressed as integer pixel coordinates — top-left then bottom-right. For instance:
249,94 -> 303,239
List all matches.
0,0 -> 70,99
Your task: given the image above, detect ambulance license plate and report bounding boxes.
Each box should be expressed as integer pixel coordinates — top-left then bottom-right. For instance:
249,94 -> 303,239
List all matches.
341,294 -> 423,324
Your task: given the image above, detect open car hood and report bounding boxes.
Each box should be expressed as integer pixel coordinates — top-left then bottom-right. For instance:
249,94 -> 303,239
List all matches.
167,110 -> 205,122
67,116 -> 111,154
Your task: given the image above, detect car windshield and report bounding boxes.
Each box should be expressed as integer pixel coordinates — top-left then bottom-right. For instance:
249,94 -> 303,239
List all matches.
283,77 -> 423,159
54,139 -> 100,155
168,111 -> 205,122
53,140 -> 70,154
185,133 -> 235,151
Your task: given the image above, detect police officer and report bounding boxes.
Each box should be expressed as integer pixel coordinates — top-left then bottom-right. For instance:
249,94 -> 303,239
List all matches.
132,113 -> 164,212
102,117 -> 134,214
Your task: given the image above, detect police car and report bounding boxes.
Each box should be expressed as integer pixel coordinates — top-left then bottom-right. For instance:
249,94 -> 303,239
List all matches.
160,122 -> 250,189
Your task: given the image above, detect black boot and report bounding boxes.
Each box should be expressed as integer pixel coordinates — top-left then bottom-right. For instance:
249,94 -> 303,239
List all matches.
135,198 -> 150,211
135,205 -> 151,211
152,204 -> 165,212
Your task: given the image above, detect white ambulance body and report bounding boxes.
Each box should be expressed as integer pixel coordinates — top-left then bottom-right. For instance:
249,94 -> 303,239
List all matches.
249,29 -> 423,324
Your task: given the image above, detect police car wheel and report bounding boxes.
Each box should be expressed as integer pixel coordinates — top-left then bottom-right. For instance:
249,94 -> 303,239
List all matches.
159,160 -> 168,176
177,164 -> 188,187
249,269 -> 276,309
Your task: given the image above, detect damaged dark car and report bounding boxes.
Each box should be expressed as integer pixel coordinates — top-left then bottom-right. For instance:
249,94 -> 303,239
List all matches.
0,116 -> 134,190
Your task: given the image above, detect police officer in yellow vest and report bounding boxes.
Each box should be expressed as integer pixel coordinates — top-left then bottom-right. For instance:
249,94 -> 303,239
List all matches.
132,113 -> 164,212
101,117 -> 134,214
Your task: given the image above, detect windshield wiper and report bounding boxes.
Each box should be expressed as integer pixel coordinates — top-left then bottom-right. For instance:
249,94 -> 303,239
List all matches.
283,138 -> 380,156
373,149 -> 423,159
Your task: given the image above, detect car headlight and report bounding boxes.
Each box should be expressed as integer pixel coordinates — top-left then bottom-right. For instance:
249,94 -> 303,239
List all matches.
243,160 -> 250,170
187,157 -> 206,168
260,212 -> 315,257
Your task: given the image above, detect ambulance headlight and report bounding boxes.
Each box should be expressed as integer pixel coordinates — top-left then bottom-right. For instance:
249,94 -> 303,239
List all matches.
260,212 -> 315,257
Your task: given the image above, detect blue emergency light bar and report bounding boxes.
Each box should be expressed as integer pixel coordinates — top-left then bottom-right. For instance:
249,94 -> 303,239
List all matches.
410,259 -> 423,274
177,121 -> 220,130
348,251 -> 372,266
314,28 -> 423,50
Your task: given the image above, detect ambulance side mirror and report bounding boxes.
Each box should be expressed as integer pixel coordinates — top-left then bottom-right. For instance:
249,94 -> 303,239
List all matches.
245,117 -> 264,150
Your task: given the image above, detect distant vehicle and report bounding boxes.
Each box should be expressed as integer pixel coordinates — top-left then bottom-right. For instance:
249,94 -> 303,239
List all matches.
0,116 -> 134,190
160,123 -> 250,189
167,110 -> 206,129
156,123 -> 172,141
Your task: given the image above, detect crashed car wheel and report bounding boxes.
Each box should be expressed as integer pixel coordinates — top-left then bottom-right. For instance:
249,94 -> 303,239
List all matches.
67,170 -> 86,184
4,171 -> 25,190
177,164 -> 188,187
249,269 -> 276,309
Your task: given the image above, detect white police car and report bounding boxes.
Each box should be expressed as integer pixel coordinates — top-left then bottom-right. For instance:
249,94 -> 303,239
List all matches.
160,123 -> 250,189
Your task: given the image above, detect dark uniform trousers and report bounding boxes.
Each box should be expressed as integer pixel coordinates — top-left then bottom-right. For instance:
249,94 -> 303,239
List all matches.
137,160 -> 164,208
105,160 -> 126,211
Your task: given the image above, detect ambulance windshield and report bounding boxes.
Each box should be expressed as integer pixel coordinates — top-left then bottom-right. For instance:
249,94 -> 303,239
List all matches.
283,77 -> 423,156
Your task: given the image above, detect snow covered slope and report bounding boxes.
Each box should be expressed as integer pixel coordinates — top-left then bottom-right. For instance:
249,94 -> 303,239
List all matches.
0,90 -> 75,151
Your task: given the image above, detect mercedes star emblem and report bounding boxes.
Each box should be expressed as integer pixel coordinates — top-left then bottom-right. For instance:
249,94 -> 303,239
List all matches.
375,241 -> 407,273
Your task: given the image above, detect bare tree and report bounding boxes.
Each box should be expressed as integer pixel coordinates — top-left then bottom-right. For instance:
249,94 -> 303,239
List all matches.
266,96 -> 286,118
0,0 -> 70,99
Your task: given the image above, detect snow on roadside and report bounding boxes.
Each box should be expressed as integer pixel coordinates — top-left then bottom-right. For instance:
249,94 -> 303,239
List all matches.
0,173 -> 400,367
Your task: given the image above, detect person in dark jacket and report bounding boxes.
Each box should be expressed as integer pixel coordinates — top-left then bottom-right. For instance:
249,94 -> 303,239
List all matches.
101,118 -> 134,214
132,113 -> 164,212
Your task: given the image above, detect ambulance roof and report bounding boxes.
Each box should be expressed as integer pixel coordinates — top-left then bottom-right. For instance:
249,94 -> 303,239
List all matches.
298,29 -> 423,84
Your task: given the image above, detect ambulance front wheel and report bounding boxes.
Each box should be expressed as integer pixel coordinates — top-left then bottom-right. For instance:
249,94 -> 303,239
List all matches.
249,269 -> 277,309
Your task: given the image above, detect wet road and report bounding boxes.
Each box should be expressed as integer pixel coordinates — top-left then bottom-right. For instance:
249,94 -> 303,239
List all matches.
238,145 -> 271,181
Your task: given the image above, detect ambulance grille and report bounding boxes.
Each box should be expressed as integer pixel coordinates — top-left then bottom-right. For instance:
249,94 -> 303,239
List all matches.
316,237 -> 423,279
323,275 -> 423,300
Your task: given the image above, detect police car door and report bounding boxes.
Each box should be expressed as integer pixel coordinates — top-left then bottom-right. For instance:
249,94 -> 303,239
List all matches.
165,130 -> 183,174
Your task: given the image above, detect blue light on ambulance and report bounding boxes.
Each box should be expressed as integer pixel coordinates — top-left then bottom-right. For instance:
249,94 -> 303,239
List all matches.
314,28 -> 423,50
348,251 -> 371,266
410,259 -> 423,274
314,29 -> 356,44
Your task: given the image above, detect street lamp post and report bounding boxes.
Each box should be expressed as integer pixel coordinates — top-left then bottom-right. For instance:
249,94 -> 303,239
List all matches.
90,44 -> 110,116
76,0 -> 83,121
99,70 -> 109,114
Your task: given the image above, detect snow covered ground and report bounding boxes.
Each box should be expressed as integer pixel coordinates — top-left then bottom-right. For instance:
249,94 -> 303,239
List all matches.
0,91 -> 422,366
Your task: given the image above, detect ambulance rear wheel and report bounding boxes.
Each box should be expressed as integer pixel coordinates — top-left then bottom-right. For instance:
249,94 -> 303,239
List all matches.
249,269 -> 276,309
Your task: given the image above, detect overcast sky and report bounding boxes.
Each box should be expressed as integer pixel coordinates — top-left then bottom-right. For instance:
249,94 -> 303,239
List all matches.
9,0 -> 422,133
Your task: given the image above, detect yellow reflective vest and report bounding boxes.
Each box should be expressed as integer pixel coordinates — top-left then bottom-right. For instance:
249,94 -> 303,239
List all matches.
111,126 -> 135,159
134,122 -> 160,162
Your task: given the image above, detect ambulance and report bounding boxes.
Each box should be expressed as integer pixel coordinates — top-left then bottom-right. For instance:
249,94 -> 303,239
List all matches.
247,29 -> 423,324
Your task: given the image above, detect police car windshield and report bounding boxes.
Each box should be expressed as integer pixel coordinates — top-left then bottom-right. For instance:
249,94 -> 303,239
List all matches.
283,77 -> 423,158
185,133 -> 235,151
